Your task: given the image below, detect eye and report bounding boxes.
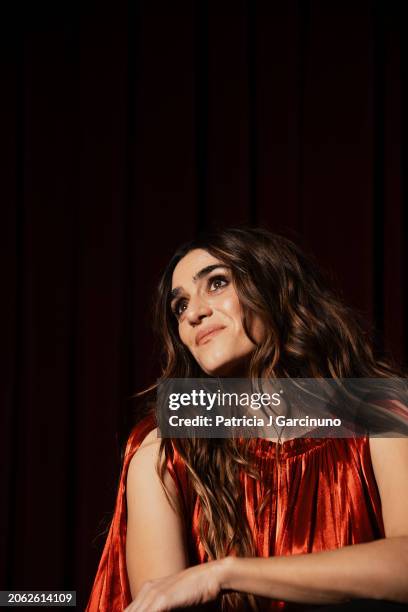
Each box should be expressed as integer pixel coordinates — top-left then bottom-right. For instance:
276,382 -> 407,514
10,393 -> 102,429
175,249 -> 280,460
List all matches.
172,298 -> 188,318
208,275 -> 229,291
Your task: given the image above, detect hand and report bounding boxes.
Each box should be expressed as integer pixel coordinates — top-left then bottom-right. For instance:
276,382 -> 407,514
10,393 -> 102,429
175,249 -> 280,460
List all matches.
124,560 -> 224,612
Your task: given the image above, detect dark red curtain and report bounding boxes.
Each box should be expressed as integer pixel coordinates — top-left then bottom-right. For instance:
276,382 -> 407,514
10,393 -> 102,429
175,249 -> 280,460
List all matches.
1,1 -> 407,609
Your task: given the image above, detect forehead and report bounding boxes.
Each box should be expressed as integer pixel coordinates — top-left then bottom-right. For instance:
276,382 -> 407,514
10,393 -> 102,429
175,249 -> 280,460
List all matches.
171,249 -> 221,289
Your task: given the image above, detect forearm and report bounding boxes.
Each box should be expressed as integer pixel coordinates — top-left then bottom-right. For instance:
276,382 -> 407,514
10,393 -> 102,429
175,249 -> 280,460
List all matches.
218,536 -> 408,605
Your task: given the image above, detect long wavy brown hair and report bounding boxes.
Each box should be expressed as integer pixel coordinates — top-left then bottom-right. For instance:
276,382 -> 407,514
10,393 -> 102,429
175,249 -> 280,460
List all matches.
135,227 -> 405,611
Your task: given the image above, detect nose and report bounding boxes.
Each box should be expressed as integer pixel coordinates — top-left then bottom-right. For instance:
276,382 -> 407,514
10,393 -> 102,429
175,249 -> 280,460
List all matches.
186,295 -> 212,326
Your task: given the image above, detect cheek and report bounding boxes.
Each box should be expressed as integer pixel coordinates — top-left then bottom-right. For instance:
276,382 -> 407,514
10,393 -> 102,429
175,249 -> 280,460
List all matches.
178,323 -> 190,347
217,294 -> 243,325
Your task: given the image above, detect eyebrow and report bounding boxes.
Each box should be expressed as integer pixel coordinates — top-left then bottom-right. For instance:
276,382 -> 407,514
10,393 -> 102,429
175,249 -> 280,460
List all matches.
170,264 -> 229,301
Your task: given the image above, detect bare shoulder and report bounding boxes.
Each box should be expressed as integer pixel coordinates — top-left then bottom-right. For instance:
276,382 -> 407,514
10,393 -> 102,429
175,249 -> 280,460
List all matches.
369,436 -> 408,479
136,426 -> 161,451
369,435 -> 408,461
369,436 -> 408,538
127,427 -> 177,500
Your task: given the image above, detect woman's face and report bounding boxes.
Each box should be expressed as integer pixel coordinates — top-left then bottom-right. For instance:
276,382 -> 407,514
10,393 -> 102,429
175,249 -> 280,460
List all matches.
170,249 -> 265,376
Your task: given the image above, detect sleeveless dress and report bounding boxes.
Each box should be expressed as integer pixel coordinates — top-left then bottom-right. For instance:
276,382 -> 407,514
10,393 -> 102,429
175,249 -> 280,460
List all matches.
85,411 -> 385,611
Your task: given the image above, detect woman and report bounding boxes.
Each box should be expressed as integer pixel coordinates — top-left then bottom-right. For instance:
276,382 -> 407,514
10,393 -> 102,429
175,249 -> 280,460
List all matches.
86,227 -> 408,611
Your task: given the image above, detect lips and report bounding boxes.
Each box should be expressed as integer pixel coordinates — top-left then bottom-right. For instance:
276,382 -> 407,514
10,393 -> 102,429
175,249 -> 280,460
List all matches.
195,325 -> 226,346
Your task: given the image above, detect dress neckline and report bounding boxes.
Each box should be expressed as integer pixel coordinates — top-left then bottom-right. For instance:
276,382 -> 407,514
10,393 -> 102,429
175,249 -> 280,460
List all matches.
242,435 -> 332,459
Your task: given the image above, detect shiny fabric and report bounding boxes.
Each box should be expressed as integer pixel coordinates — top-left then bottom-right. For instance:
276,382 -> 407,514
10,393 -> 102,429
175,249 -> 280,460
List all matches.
86,412 -> 385,611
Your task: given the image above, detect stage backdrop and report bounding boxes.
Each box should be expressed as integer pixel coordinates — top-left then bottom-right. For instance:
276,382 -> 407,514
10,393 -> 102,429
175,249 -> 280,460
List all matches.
1,1 -> 407,609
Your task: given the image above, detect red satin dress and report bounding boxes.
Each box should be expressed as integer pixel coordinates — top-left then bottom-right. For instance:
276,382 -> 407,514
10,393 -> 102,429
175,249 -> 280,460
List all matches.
86,411 -> 385,611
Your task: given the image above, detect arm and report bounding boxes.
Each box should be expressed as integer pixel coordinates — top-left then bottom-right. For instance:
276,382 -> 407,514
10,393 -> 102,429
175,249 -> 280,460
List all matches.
125,428 -> 188,598
219,436 -> 408,605
219,535 -> 408,605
